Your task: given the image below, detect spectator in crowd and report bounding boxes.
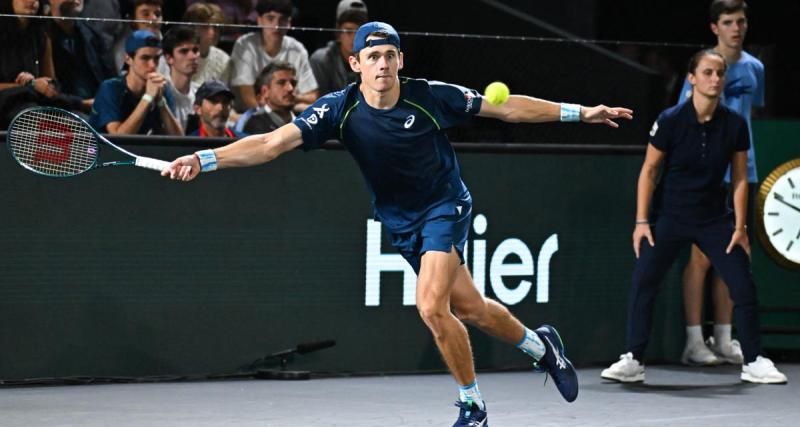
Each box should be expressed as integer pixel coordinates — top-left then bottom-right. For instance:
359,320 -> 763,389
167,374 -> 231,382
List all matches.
234,61 -> 295,135
90,29 -> 182,135
310,0 -> 368,95
81,0 -> 122,52
229,0 -> 317,112
676,0 -> 765,367
601,49 -> 785,385
113,0 -> 164,72
188,0 -> 258,26
183,2 -> 231,85
0,0 -> 59,128
163,26 -> 201,132
190,79 -> 238,137
46,0 -> 116,114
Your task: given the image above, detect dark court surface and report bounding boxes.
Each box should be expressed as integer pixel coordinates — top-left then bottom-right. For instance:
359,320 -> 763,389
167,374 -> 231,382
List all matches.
1,364 -> 797,426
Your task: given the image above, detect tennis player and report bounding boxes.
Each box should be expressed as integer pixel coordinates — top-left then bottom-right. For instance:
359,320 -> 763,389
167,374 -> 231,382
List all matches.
164,22 -> 632,426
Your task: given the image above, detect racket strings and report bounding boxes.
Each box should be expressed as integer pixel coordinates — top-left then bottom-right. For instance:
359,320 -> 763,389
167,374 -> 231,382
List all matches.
8,109 -> 98,177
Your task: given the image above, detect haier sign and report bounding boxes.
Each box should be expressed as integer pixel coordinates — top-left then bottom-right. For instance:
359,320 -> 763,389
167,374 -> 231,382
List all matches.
365,214 -> 559,306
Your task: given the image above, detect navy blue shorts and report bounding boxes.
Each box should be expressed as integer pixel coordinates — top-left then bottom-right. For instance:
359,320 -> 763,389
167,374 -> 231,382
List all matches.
387,203 -> 472,274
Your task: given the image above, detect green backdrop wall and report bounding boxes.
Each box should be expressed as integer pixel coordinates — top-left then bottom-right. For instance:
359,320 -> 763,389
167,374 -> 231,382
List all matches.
0,120 -> 797,380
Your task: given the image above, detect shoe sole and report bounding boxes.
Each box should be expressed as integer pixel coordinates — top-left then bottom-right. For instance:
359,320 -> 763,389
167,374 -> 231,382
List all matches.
681,356 -> 724,367
741,373 -> 788,384
601,372 -> 645,383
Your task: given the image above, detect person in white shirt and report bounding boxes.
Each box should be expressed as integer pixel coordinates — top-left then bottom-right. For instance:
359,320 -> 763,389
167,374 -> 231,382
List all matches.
163,26 -> 201,133
229,0 -> 318,113
183,2 -> 231,86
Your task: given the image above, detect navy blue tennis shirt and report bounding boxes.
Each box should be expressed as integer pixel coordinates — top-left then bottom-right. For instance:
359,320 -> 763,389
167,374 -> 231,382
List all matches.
649,99 -> 750,223
294,78 -> 482,232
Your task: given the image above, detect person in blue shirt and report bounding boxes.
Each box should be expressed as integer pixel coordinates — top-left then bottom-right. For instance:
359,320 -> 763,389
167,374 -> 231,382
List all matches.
600,49 -> 786,386
163,21 -> 633,425
676,0 -> 765,367
90,30 -> 182,135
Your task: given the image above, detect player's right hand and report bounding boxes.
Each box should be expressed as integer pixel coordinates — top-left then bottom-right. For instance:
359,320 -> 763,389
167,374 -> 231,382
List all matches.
162,154 -> 201,181
632,224 -> 654,259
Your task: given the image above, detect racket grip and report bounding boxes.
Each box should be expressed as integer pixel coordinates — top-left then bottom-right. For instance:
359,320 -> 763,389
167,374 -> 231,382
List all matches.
135,156 -> 171,171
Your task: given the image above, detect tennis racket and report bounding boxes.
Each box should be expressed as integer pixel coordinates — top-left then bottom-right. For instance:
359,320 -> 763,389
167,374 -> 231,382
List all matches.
6,106 -> 171,177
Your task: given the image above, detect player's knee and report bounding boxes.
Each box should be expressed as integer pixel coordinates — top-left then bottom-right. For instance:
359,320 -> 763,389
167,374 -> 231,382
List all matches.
416,298 -> 449,329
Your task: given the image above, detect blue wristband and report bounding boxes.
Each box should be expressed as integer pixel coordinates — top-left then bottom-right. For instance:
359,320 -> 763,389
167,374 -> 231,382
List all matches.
560,103 -> 581,122
195,149 -> 217,172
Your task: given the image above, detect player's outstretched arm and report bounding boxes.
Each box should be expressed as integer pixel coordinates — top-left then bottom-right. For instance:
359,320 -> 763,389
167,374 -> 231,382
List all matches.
162,123 -> 304,181
477,95 -> 633,127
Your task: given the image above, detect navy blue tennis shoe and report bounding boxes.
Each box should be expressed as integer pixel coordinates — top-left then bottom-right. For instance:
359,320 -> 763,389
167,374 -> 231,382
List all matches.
452,400 -> 488,427
533,324 -> 579,402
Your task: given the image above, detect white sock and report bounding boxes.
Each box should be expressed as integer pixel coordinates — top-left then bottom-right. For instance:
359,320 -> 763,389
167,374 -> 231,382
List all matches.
458,381 -> 485,410
714,324 -> 732,348
516,327 -> 546,360
686,325 -> 704,346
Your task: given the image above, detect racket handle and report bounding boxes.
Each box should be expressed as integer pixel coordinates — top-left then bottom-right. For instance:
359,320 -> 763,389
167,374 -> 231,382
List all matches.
135,156 -> 171,171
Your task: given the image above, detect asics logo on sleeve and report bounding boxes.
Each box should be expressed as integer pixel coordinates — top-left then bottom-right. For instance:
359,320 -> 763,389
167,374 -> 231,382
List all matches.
404,115 -> 415,129
649,121 -> 659,137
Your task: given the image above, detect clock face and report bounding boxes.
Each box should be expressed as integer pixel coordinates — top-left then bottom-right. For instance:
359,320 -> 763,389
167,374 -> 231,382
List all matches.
760,162 -> 800,267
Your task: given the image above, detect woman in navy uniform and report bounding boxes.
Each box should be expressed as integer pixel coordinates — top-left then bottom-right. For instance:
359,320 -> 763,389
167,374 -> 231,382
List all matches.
601,49 -> 787,385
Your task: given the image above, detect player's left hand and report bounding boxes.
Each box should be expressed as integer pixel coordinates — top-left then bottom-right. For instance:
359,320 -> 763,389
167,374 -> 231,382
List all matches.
162,154 -> 201,181
581,105 -> 634,128
726,228 -> 751,257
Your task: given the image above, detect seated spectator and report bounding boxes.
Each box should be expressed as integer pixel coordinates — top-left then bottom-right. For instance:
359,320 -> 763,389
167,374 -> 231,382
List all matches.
234,61 -> 295,135
190,79 -> 238,137
90,30 -> 183,135
81,0 -> 122,54
183,2 -> 231,85
113,0 -> 164,72
163,26 -> 201,132
310,0 -> 368,95
0,0 -> 59,128
187,0 -> 258,26
46,0 -> 116,114
229,0 -> 318,112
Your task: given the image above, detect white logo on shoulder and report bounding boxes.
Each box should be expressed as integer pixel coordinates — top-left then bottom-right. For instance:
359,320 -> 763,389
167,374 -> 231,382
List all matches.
464,92 -> 474,113
404,115 -> 415,129
649,121 -> 659,137
313,104 -> 330,119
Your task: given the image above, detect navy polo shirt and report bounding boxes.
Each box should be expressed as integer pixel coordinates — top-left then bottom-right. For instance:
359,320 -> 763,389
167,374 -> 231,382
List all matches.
649,99 -> 750,223
89,76 -> 176,135
293,77 -> 482,232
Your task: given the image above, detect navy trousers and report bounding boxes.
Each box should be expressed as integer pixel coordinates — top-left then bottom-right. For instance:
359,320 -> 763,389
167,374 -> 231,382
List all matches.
625,214 -> 762,364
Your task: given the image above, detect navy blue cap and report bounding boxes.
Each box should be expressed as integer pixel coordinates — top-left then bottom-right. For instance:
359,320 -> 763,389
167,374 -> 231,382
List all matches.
195,79 -> 234,105
125,30 -> 161,55
352,21 -> 400,55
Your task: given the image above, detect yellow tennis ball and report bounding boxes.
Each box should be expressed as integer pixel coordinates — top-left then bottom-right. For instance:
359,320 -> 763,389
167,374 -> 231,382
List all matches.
484,81 -> 510,105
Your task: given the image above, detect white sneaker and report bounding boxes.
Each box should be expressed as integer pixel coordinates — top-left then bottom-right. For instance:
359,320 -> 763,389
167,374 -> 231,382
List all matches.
707,337 -> 744,365
681,341 -> 722,366
741,356 -> 788,384
601,352 -> 645,383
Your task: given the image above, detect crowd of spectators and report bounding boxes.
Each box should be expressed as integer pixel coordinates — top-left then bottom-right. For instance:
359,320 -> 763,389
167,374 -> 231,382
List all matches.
0,0 -> 369,136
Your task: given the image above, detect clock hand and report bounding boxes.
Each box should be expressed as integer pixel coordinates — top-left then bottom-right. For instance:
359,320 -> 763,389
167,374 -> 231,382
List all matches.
774,193 -> 800,214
